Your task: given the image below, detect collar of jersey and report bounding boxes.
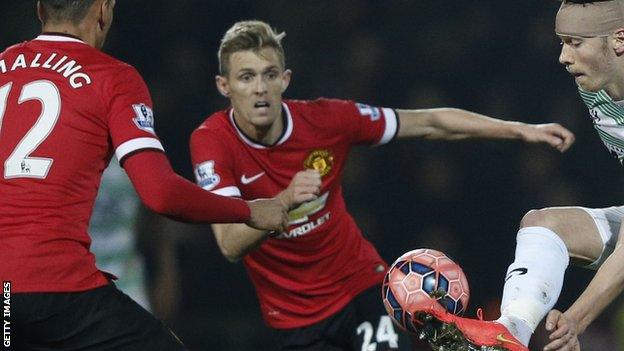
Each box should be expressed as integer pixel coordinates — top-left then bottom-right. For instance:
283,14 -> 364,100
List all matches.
35,33 -> 86,44
579,86 -> 624,107
228,102 -> 293,149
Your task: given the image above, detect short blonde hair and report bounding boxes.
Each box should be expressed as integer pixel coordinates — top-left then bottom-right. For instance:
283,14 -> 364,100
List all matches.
218,20 -> 286,75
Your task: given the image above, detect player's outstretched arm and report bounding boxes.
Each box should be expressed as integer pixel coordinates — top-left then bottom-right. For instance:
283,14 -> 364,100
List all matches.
543,226 -> 624,351
395,108 -> 575,152
211,170 -> 321,262
123,150 -> 287,230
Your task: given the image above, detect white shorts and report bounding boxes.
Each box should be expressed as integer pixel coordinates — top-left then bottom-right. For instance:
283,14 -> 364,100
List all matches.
580,206 -> 624,270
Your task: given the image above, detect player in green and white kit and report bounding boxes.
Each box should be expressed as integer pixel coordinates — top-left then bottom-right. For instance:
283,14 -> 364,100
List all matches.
416,1 -> 624,351
90,161 -> 151,310
485,1 -> 624,350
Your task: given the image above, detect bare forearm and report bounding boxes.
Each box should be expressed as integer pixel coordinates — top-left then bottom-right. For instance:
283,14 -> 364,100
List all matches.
566,245 -> 624,333
396,108 -> 524,140
212,223 -> 271,262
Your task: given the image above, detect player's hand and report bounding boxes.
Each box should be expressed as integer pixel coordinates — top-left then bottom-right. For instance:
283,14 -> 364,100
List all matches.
519,123 -> 575,152
276,170 -> 322,210
246,198 -> 289,232
543,309 -> 581,351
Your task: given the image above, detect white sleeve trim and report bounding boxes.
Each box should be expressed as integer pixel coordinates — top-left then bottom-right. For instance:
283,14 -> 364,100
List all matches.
377,108 -> 398,145
115,137 -> 164,161
211,186 -> 241,197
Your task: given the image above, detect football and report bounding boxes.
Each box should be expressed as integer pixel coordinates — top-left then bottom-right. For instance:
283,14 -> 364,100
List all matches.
381,248 -> 470,333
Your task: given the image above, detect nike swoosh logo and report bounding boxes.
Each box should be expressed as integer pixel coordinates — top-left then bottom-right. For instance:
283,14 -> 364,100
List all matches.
496,333 -> 521,346
505,267 -> 528,282
241,172 -> 265,185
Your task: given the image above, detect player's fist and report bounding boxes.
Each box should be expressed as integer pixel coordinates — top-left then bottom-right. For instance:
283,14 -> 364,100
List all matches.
246,198 -> 289,232
519,123 -> 575,152
543,309 -> 580,351
276,170 -> 322,210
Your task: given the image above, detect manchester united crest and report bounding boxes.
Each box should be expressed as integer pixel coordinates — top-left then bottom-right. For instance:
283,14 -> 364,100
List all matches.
304,149 -> 334,177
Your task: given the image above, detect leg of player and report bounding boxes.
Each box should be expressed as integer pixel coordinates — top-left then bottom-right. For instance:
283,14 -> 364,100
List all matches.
497,207 -> 606,346
274,286 -> 413,351
542,208 -> 624,351
12,282 -> 187,351
352,286 -> 414,351
410,206 -> 619,351
274,310 -> 351,351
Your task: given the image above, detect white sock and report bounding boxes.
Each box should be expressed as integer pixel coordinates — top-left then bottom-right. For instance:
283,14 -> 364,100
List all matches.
496,226 -> 569,346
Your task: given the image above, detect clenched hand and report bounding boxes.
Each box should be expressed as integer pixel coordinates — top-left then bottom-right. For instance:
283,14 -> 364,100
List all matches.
276,170 -> 322,210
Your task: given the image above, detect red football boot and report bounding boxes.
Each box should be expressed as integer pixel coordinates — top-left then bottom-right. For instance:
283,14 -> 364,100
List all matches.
411,306 -> 529,351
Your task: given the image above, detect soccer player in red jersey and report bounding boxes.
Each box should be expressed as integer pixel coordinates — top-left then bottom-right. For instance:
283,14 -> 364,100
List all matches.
190,20 -> 575,350
0,1 -> 288,350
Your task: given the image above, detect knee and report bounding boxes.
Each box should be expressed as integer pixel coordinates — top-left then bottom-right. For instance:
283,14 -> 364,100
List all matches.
520,209 -> 561,233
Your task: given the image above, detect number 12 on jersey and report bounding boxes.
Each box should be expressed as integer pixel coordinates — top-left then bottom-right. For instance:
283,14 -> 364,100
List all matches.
0,80 -> 61,179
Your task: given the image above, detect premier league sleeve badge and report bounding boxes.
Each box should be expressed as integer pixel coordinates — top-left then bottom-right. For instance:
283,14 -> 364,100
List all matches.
132,103 -> 155,134
194,160 -> 221,190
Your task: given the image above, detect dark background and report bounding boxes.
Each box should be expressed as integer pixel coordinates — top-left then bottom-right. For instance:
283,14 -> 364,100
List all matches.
3,1 -> 624,350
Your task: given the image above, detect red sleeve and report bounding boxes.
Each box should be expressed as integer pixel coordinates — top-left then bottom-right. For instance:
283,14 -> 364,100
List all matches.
105,66 -> 164,163
319,99 -> 399,146
122,150 -> 250,223
190,126 -> 241,197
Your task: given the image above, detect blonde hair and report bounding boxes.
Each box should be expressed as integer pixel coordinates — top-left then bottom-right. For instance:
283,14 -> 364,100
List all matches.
218,20 -> 286,75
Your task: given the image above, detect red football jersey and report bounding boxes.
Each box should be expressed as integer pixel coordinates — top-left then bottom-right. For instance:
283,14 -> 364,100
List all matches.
0,34 -> 164,292
190,99 -> 399,328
